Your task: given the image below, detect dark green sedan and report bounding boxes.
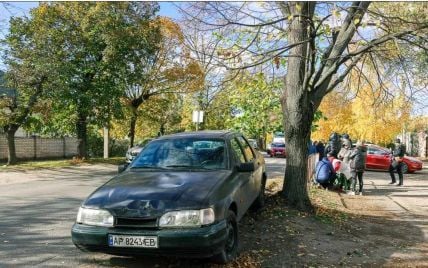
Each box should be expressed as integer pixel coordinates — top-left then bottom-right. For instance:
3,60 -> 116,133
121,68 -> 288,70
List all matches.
71,130 -> 266,263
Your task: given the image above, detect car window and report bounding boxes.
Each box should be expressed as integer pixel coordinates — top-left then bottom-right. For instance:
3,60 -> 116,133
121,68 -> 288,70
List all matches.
231,138 -> 246,164
237,136 -> 255,162
131,138 -> 226,170
368,147 -> 383,155
272,143 -> 285,148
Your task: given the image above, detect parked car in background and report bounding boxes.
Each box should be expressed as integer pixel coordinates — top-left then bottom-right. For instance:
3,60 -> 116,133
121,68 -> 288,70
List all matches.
247,139 -> 258,150
366,145 -> 422,173
72,131 -> 267,264
125,138 -> 154,163
272,132 -> 285,144
268,143 -> 286,157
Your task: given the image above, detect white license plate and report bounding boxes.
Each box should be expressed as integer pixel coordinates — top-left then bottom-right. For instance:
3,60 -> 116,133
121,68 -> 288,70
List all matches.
108,234 -> 158,248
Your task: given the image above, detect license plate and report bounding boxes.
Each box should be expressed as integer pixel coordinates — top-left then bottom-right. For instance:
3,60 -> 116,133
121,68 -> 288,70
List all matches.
108,234 -> 158,248
275,151 -> 283,155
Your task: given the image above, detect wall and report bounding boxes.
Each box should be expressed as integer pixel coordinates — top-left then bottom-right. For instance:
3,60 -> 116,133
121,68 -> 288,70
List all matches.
0,135 -> 79,161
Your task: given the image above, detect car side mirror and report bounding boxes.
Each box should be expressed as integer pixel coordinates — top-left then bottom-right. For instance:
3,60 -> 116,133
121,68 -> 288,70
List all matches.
236,162 -> 255,172
118,163 -> 129,173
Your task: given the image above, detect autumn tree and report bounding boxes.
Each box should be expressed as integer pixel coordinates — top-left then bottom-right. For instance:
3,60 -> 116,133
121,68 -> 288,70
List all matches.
181,2 -> 428,210
123,17 -> 202,147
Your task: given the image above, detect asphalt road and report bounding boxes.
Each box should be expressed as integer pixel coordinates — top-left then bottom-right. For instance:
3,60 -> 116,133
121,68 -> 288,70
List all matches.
0,157 -> 426,267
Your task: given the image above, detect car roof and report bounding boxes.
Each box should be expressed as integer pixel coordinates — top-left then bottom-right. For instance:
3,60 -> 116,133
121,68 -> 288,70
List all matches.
156,130 -> 238,140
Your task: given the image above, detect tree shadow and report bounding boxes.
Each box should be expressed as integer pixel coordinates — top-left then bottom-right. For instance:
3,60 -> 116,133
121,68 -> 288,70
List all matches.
0,182 -> 426,267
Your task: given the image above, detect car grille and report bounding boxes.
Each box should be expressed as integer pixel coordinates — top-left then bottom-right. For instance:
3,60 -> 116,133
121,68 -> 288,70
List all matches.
115,217 -> 158,228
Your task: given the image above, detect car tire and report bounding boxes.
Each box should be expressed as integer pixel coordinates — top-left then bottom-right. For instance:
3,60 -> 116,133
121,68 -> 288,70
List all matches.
211,210 -> 239,264
401,163 -> 408,174
251,176 -> 266,211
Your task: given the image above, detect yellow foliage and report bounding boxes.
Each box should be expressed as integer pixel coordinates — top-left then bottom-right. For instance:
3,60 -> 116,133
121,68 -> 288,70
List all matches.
313,85 -> 412,144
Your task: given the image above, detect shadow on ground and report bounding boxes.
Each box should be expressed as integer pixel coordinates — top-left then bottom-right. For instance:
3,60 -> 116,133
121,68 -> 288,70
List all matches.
0,191 -> 426,267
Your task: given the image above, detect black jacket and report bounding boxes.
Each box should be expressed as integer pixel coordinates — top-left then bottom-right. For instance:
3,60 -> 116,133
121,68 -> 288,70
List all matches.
393,144 -> 405,158
350,145 -> 367,172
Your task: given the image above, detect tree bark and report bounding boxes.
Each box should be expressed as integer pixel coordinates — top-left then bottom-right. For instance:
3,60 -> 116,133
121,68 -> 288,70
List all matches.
129,106 -> 138,148
281,2 -> 316,211
5,125 -> 19,165
76,112 -> 88,158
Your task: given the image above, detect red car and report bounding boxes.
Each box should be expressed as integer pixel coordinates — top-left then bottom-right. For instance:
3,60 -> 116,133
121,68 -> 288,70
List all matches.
268,143 -> 286,157
366,145 -> 423,173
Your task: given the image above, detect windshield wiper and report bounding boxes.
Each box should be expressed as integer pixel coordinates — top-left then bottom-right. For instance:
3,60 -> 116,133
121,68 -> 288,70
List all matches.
130,165 -> 166,170
164,165 -> 215,170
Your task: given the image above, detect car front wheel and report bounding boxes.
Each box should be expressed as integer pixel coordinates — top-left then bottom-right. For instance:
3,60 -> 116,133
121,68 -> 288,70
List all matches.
212,210 -> 238,264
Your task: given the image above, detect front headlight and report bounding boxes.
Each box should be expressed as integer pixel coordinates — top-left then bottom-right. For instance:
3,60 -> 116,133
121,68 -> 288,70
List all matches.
159,208 -> 215,228
76,207 -> 114,227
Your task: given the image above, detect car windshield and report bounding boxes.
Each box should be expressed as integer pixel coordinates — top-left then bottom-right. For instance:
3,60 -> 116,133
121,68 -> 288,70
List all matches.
130,138 -> 227,170
272,143 -> 285,148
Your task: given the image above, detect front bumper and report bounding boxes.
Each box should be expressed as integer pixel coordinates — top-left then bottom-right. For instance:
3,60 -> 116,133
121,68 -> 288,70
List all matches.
71,220 -> 228,258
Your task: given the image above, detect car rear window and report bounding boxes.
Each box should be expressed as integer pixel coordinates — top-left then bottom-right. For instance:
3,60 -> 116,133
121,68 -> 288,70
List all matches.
272,143 -> 285,148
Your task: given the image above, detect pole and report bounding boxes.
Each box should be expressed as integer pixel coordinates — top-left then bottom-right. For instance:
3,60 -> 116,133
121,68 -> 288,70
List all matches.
103,125 -> 109,159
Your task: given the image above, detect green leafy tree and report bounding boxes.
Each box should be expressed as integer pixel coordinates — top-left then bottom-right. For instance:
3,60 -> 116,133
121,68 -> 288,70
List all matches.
227,73 -> 283,149
1,15 -> 53,164
15,2 -> 161,158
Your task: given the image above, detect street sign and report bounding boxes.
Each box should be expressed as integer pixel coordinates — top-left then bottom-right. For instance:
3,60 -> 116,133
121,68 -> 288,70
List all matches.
192,110 -> 204,123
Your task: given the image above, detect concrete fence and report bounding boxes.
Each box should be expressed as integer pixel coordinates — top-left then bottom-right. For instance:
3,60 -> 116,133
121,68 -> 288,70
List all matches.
0,135 -> 79,161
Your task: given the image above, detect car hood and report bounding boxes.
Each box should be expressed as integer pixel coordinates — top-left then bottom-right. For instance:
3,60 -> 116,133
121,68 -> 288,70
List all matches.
405,156 -> 422,163
83,170 -> 232,218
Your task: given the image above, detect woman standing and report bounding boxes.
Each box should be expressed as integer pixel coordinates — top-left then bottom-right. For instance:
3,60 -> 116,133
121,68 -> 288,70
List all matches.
348,140 -> 367,195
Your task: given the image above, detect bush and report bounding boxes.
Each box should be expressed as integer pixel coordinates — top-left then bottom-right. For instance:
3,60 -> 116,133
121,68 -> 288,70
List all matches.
110,139 -> 129,157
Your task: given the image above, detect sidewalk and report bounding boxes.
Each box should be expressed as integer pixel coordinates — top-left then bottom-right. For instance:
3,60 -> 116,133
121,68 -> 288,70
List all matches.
337,170 -> 428,265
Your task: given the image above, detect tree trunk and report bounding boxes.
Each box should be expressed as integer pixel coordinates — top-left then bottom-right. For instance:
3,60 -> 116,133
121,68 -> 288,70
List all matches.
281,2 -> 316,211
76,112 -> 88,158
6,125 -> 19,165
129,106 -> 138,148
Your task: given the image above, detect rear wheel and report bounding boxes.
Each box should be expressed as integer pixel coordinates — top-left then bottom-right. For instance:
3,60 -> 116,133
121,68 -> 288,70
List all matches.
212,211 -> 239,264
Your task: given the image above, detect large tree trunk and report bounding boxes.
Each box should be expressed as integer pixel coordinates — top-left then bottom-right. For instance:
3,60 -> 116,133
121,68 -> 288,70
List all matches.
281,2 -> 316,211
129,106 -> 138,148
76,112 -> 88,158
5,125 -> 19,165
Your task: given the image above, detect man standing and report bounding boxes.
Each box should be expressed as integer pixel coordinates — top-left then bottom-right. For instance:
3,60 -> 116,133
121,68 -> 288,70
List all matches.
389,138 -> 406,186
348,140 -> 367,195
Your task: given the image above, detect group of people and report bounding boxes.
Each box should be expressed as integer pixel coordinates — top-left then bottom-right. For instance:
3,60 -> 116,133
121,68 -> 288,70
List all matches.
314,133 -> 407,195
314,132 -> 367,195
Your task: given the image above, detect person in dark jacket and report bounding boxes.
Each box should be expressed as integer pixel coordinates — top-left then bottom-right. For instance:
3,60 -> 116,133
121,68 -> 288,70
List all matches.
348,140 -> 367,195
316,141 -> 325,161
308,140 -> 317,155
341,133 -> 352,149
324,132 -> 341,158
315,154 -> 336,189
389,138 -> 406,186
